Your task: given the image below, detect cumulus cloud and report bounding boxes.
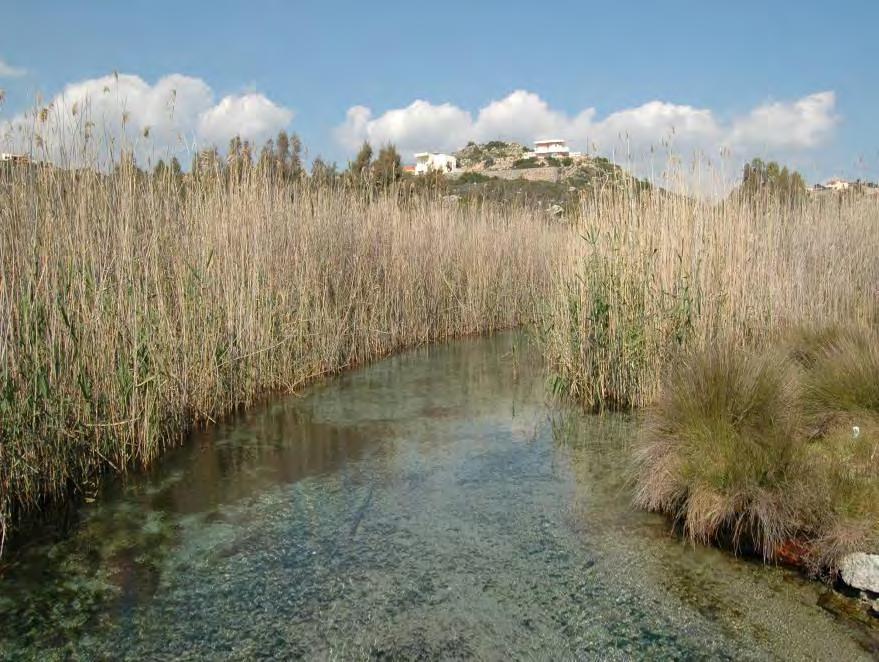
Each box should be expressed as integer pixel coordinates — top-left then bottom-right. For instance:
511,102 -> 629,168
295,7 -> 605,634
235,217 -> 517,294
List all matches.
336,101 -> 471,155
0,72 -> 293,165
197,93 -> 293,147
727,91 -> 838,150
334,89 -> 839,172
473,90 -> 587,144
0,58 -> 26,78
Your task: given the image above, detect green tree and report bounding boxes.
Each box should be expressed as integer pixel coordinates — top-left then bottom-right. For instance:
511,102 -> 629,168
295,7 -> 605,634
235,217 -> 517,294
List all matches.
227,135 -> 243,185
349,141 -> 373,181
276,131 -> 289,176
288,133 -> 303,180
274,130 -> 304,181
740,158 -> 806,204
373,144 -> 402,189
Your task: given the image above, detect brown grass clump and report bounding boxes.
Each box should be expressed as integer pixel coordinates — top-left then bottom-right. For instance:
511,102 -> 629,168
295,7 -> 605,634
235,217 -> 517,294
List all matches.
539,165 -> 879,570
634,344 -> 804,557
635,326 -> 879,571
796,326 -> 879,566
801,416 -> 879,567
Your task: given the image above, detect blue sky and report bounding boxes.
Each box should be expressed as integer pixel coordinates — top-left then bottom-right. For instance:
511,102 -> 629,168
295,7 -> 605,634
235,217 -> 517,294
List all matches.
1,1 -> 877,183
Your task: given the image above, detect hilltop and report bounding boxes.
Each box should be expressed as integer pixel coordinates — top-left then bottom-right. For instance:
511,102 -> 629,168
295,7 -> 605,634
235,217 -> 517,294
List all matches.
443,140 -> 650,212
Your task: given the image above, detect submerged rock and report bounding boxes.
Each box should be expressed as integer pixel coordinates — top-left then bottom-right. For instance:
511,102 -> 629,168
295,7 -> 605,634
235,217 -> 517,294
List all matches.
839,553 -> 879,593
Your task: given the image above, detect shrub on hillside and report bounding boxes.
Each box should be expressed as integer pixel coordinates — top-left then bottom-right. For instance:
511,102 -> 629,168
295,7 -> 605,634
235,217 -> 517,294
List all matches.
456,171 -> 492,185
512,157 -> 541,169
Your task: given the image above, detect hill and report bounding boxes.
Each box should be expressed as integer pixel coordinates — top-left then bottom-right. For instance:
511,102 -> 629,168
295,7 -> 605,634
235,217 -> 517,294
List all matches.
445,141 -> 651,212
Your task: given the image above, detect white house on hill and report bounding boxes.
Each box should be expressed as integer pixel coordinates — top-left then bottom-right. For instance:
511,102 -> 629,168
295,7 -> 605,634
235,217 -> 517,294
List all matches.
0,152 -> 30,165
822,178 -> 851,191
533,139 -> 570,157
414,152 -> 457,175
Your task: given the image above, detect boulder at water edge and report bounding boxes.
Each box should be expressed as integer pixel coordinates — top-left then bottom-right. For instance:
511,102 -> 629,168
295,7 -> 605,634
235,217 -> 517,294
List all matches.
839,553 -> 879,593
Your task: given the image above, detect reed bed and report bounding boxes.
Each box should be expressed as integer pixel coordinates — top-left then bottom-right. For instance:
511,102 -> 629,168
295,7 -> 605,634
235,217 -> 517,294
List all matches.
541,185 -> 879,410
0,160 -> 564,548
540,177 -> 879,568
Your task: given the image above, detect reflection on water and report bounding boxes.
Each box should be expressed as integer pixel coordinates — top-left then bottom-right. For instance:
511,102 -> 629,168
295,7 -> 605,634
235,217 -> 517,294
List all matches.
1,334 -> 876,660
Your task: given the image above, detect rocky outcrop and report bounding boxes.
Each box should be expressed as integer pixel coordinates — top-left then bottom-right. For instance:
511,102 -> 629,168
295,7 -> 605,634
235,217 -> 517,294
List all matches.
839,553 -> 879,593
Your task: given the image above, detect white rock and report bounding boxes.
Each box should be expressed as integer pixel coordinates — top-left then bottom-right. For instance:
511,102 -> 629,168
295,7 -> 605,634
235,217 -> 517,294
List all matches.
839,553 -> 879,593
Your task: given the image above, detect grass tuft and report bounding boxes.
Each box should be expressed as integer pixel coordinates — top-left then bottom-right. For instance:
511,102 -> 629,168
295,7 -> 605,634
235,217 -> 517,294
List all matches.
634,344 -> 803,556
635,326 -> 879,570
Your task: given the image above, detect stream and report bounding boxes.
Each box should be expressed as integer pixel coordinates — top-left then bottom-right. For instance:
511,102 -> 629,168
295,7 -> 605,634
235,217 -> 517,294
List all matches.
1,334 -> 876,660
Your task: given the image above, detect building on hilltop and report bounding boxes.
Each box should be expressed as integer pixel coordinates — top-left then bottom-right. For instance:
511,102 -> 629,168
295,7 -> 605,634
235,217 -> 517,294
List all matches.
533,139 -> 570,157
414,152 -> 457,175
0,152 -> 30,165
812,178 -> 851,192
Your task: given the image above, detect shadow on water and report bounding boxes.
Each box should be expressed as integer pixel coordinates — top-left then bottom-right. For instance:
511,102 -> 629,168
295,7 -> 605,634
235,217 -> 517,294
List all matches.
1,333 -> 876,660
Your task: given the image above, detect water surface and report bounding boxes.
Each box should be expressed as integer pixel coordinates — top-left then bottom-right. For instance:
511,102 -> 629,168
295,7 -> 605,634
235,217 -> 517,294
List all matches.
1,334 -> 876,660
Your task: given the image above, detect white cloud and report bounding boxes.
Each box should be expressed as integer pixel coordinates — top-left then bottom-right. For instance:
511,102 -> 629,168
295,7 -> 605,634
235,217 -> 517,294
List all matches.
727,91 -> 838,150
198,93 -> 293,147
335,101 -> 471,154
473,90 -> 584,143
334,89 -> 839,173
589,101 -> 721,152
0,58 -> 26,78
0,72 -> 293,165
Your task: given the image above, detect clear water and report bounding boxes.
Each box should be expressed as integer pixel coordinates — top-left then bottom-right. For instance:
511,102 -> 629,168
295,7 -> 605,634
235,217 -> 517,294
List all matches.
1,334 -> 877,660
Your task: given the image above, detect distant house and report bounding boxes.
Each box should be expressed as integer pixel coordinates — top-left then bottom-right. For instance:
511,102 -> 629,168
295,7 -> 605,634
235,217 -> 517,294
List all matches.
414,152 -> 457,175
816,178 -> 851,192
0,152 -> 30,165
402,164 -> 416,174
533,139 -> 571,157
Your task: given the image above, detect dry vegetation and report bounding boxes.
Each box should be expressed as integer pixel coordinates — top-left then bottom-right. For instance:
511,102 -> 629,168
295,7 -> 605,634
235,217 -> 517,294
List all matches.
542,186 -> 879,410
3,110 -> 878,575
0,157 -> 564,549
540,178 -> 879,569
632,330 -> 879,567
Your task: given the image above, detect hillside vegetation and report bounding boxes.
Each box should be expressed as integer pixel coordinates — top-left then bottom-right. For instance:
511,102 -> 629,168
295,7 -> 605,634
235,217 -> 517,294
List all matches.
448,141 -> 650,210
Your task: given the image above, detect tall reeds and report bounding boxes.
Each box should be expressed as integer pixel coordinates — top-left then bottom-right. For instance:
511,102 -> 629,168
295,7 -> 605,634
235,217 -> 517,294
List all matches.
541,184 -> 879,410
0,159 -> 564,547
